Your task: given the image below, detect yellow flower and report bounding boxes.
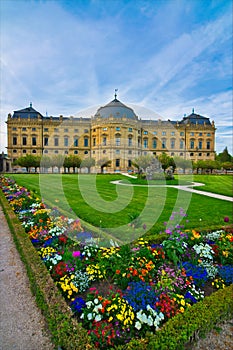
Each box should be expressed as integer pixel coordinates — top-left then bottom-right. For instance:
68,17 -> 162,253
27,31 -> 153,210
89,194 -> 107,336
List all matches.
180,307 -> 185,313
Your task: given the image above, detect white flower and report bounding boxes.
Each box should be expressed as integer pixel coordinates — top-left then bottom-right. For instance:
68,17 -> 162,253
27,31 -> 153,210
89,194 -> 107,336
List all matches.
135,321 -> 142,330
95,314 -> 102,322
87,313 -> 93,320
94,298 -> 99,304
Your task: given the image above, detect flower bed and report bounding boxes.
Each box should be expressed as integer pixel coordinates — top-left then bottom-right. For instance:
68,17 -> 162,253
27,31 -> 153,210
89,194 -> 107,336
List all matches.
0,176 -> 233,349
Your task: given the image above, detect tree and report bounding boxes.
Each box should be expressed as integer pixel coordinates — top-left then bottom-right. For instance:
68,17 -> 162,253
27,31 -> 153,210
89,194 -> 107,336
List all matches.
221,161 -> 233,174
40,156 -> 52,172
16,155 -> 39,172
194,160 -> 206,174
97,158 -> 112,173
173,156 -> 192,174
157,152 -> 173,172
80,157 -> 95,173
132,155 -> 154,172
64,155 -> 81,173
51,154 -> 65,173
205,160 -> 220,174
217,147 -> 232,163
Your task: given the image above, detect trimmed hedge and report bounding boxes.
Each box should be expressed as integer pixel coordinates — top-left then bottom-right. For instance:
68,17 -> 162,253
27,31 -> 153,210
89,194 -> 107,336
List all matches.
0,188 -> 232,350
0,190 -> 94,350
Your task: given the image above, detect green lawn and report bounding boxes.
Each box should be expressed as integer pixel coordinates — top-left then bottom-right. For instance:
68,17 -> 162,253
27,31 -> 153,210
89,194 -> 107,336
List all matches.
190,174 -> 233,197
7,174 -> 232,242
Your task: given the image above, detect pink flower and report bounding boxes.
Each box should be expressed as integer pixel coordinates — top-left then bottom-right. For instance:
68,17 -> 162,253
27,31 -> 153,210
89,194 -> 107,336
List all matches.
224,217 -> 229,223
72,251 -> 81,257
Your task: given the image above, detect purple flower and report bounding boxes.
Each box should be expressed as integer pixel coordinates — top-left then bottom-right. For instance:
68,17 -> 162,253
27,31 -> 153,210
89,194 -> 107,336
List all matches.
224,216 -> 229,223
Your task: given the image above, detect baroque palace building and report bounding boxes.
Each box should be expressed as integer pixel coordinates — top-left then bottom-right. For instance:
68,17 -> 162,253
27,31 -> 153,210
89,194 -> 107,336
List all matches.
6,94 -> 216,172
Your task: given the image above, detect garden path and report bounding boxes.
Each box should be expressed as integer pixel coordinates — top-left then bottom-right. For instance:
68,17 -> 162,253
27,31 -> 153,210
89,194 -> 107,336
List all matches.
116,174 -> 233,202
0,205 -> 54,350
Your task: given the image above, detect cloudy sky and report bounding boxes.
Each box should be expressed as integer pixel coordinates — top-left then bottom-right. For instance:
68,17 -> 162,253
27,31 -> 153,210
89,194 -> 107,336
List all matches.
0,0 -> 232,154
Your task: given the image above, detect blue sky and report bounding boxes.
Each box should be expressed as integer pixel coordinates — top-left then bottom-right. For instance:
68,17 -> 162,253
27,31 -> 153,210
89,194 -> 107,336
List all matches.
0,0 -> 232,154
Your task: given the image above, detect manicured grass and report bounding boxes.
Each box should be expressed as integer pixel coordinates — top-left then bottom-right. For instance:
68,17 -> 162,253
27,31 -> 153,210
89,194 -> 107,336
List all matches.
8,174 -> 232,241
190,174 -> 233,197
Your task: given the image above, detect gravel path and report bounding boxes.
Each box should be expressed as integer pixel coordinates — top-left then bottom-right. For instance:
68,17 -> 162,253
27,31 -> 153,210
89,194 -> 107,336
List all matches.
0,205 -> 54,350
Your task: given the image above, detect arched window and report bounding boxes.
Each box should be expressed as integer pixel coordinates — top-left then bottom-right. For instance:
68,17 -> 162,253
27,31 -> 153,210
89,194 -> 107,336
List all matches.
152,138 -> 157,149
115,133 -> 121,146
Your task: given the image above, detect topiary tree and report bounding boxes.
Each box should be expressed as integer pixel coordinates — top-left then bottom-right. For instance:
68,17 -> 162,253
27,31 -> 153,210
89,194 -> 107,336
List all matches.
80,157 -> 95,173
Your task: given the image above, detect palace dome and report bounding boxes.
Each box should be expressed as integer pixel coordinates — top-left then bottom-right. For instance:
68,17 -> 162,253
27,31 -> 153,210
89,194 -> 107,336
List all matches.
94,97 -> 138,120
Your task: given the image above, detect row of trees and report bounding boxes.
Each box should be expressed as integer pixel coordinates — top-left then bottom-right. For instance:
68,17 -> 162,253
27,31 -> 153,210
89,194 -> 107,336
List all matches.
13,147 -> 233,174
14,155 -> 111,173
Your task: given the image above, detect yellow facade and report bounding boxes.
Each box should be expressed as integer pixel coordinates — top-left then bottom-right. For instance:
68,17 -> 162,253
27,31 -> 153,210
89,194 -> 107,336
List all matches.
6,99 -> 216,172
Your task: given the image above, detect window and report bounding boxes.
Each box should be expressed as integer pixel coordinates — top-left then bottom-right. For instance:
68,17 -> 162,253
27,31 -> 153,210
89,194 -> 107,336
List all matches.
32,150 -> 37,153
128,150 -> 132,155
170,139 -> 175,149
138,130 -> 141,134
74,150 -> 78,154
103,137 -> 107,146
44,150 -> 48,154
198,141 -> 202,149
32,137 -> 37,146
138,138 -> 141,147
54,150 -> 58,154
64,137 -> 69,147
74,129 -> 79,133
171,131 -> 175,136
116,159 -> 120,167
128,137 -> 132,146
116,127 -> 121,131
84,151 -> 88,154
207,152 -> 210,156
12,127 -> 17,131
190,140 -> 194,149
198,152 -> 202,157
199,133 -> 203,136
44,137 -> 48,146
144,151 -> 147,155
180,132 -> 184,136
171,152 -> 175,156
180,152 -> 184,156
74,137 -> 78,147
54,128 -> 59,132
162,131 -> 166,136
54,137 -> 59,146
190,152 -> 194,156
64,151 -> 68,154
103,127 -> 108,131
44,128 -> 49,132
143,131 -> 148,135
13,150 -> 17,153
115,137 -> 121,146
22,136 -> 27,146
162,139 -> 166,149
93,138 -> 96,146
64,128 -> 68,132
116,150 -> 120,154
13,137 -> 17,145
128,127 -> 132,132
128,160 -> 132,167
93,151 -> 95,154
93,128 -> 96,132
152,139 -> 157,149
22,127 -> 27,131
190,132 -> 195,136
153,131 -> 157,135
23,149 -> 27,153
32,127 -> 36,131
206,141 -> 210,149
84,137 -> 89,147
180,140 -> 184,149
207,133 -> 211,137
143,138 -> 148,148
84,129 -> 89,133
103,150 -> 106,154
